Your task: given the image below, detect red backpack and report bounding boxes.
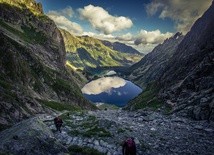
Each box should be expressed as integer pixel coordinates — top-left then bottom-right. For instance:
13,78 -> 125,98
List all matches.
126,138 -> 135,148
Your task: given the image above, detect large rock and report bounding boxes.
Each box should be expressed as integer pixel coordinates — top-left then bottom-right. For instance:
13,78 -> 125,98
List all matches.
0,117 -> 68,155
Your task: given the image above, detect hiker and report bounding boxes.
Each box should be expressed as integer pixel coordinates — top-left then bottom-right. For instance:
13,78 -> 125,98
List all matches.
54,116 -> 63,132
122,137 -> 136,155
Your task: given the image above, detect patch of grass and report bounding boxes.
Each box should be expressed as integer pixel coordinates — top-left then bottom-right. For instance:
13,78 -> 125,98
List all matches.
164,105 -> 173,115
0,152 -> 10,155
141,142 -> 150,152
87,115 -> 96,122
69,130 -> 80,136
0,19 -> 47,44
68,145 -> 105,155
126,83 -> 163,110
0,79 -> 12,90
81,121 -> 96,129
0,19 -> 24,38
21,25 -> 47,44
83,126 -> 112,138
96,103 -> 119,110
60,112 -> 75,120
117,128 -> 126,133
0,124 -> 11,132
38,100 -> 81,111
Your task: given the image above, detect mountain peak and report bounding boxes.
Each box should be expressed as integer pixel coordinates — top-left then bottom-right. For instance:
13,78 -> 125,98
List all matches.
0,0 -> 43,15
173,32 -> 183,39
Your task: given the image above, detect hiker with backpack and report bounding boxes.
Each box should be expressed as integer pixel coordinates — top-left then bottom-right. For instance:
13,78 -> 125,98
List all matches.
54,116 -> 63,133
122,137 -> 136,155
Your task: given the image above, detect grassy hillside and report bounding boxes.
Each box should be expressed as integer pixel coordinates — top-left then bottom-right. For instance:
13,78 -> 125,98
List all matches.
60,29 -> 143,71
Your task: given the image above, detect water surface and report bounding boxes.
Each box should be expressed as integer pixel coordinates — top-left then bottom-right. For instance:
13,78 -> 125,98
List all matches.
81,76 -> 142,107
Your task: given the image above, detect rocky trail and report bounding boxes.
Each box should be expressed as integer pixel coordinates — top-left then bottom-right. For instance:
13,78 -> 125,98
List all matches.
41,109 -> 214,155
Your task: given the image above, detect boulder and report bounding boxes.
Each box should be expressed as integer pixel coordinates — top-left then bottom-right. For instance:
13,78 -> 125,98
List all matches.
0,117 -> 68,155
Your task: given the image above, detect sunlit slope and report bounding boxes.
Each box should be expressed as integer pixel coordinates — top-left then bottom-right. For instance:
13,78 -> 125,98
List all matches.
60,29 -> 143,70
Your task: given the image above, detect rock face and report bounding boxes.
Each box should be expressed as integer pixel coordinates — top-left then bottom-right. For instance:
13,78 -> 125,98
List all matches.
0,0 -> 95,126
60,29 -> 143,71
128,32 -> 184,87
158,1 -> 214,121
0,117 -> 68,155
127,2 -> 214,121
101,40 -> 142,55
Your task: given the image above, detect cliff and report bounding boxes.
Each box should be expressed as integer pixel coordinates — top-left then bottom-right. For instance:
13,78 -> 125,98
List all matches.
127,1 -> 214,121
0,0 -> 95,127
128,32 -> 184,87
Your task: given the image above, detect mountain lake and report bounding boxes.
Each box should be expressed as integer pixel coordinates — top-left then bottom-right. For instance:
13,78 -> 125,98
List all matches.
81,76 -> 142,107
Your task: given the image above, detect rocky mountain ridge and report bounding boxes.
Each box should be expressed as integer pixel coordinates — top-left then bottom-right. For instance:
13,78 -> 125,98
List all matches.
127,1 -> 214,121
128,32 -> 184,87
0,0 -> 95,127
101,40 -> 141,55
158,1 -> 214,120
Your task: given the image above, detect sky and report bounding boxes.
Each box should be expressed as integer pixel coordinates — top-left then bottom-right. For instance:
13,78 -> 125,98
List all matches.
35,0 -> 212,53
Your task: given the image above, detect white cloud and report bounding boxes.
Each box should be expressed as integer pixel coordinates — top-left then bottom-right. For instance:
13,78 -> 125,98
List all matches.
134,29 -> 173,45
146,0 -> 212,33
81,29 -> 171,54
47,6 -> 74,18
61,6 -> 74,18
47,8 -> 83,34
78,5 -> 133,34
82,31 -> 116,41
133,44 -> 157,54
116,33 -> 133,41
81,76 -> 126,95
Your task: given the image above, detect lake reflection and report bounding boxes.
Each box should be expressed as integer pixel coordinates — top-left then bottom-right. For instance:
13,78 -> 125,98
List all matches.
81,76 -> 142,107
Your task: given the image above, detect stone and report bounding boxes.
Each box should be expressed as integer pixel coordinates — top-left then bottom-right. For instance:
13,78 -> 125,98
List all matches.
194,125 -> 203,130
94,140 -> 100,146
134,138 -> 140,145
200,97 -> 209,103
0,118 -> 68,155
204,128 -> 214,133
150,127 -> 156,131
42,109 -> 214,155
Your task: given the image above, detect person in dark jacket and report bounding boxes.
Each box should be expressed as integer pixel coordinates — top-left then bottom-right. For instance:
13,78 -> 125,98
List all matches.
122,137 -> 136,155
54,116 -> 63,133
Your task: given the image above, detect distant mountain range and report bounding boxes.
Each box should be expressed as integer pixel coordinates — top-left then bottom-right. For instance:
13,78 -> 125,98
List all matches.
126,1 -> 214,121
60,29 -> 144,71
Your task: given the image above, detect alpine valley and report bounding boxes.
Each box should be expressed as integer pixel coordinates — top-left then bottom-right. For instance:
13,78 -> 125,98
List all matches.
60,29 -> 143,72
0,0 -> 213,155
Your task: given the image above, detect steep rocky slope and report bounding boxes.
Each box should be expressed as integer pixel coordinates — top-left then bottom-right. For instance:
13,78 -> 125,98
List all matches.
0,117 -> 68,155
0,0 -> 95,127
60,29 -> 143,71
158,1 -> 214,120
127,1 -> 214,121
128,32 -> 184,87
